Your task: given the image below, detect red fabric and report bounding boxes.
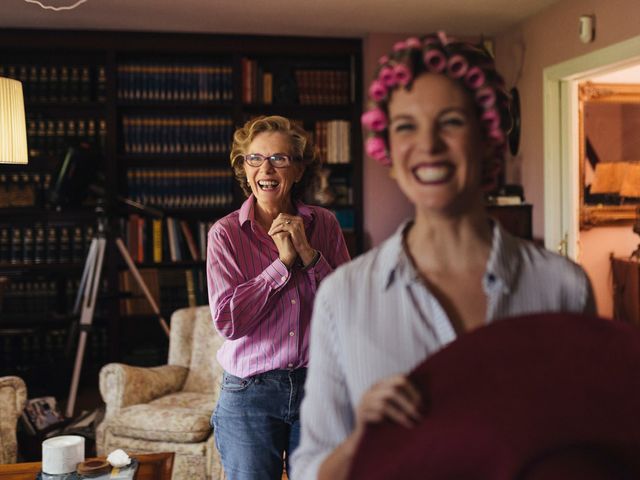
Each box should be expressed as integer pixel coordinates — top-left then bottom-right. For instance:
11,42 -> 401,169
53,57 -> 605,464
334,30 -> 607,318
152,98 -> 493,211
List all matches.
349,313 -> 640,479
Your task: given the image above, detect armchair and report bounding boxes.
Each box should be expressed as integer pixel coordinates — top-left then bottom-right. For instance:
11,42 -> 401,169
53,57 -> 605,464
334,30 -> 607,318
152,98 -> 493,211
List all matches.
0,375 -> 27,464
96,306 -> 225,480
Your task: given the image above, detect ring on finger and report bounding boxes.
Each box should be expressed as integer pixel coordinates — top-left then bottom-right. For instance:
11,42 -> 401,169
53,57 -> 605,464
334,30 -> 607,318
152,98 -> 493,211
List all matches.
285,220 -> 291,224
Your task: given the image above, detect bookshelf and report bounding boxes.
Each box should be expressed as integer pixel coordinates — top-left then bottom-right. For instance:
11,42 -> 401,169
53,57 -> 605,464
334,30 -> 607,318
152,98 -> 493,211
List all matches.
0,29 -> 363,389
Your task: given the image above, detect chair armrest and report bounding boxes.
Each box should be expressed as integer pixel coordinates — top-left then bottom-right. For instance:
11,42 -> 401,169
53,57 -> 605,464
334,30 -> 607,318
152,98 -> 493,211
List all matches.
0,375 -> 27,415
99,364 -> 188,419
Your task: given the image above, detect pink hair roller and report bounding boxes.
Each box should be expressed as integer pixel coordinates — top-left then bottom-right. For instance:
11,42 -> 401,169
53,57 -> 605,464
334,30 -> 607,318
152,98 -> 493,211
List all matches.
393,63 -> 412,86
423,49 -> 446,73
475,87 -> 496,109
368,79 -> 387,102
379,66 -> 396,87
393,41 -> 407,52
481,109 -> 500,131
488,128 -> 505,144
361,108 -> 388,132
447,55 -> 468,79
365,136 -> 391,166
465,66 -> 485,89
405,37 -> 421,49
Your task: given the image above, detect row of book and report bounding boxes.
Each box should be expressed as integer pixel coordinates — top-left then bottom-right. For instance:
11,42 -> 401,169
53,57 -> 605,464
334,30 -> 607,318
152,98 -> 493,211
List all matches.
0,223 -> 94,265
27,117 -> 107,159
126,168 -> 235,209
0,64 -> 106,103
0,278 -> 81,320
119,267 -> 206,316
0,326 -> 109,374
295,69 -> 351,105
121,115 -> 234,156
314,120 -> 351,164
240,58 -> 272,104
121,215 -> 214,264
0,172 -> 51,208
117,62 -> 233,103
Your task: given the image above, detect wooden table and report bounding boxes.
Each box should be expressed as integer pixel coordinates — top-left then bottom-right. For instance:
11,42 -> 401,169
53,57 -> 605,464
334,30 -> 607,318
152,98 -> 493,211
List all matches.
0,452 -> 174,480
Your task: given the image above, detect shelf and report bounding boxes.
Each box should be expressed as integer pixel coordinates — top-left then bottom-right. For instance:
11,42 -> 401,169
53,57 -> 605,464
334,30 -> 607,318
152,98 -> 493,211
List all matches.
241,104 -> 354,119
117,101 -> 234,110
25,101 -> 107,112
123,260 -> 205,269
0,262 -> 85,273
118,155 -> 230,166
0,207 -> 98,220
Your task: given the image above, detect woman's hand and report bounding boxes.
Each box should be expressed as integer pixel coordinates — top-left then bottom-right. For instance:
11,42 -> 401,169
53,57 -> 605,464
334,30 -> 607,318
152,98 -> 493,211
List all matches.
268,213 -> 317,267
353,374 -> 423,437
270,229 -> 297,269
318,374 -> 423,480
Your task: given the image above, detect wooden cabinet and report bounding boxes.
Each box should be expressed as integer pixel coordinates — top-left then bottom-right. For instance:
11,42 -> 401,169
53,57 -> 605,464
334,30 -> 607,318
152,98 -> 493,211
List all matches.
486,204 -> 533,240
611,257 -> 640,326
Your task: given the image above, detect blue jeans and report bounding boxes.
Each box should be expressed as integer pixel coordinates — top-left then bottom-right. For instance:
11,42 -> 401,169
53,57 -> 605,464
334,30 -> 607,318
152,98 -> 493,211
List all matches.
212,368 -> 307,480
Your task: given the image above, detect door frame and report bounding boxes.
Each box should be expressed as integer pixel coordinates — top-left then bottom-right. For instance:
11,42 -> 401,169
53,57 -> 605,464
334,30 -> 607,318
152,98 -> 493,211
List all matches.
543,35 -> 640,259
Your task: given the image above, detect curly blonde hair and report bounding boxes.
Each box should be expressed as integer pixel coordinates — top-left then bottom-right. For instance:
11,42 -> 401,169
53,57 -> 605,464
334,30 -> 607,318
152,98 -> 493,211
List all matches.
230,115 -> 320,201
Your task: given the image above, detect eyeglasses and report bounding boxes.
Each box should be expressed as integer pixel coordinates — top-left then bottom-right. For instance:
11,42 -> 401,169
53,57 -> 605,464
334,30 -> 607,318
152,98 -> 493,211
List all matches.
243,153 -> 293,168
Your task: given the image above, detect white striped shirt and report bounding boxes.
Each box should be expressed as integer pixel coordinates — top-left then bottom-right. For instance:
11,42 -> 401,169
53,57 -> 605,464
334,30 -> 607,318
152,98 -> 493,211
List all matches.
291,220 -> 595,480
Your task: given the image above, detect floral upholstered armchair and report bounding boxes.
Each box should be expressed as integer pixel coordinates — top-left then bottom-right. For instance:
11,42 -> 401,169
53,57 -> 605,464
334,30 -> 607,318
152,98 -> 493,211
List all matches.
96,306 -> 226,480
0,375 -> 27,464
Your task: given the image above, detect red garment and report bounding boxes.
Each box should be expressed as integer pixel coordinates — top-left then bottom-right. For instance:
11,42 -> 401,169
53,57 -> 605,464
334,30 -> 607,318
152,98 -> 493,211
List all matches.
349,313 -> 640,479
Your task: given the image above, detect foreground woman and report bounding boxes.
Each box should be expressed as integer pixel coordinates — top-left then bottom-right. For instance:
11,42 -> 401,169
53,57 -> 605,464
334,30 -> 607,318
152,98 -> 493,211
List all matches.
292,32 -> 595,480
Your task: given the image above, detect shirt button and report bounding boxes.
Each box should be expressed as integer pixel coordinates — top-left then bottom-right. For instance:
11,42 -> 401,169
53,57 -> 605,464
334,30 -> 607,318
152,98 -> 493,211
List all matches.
281,276 -> 286,281
291,299 -> 296,304
289,331 -> 295,336
288,363 -> 293,368
487,273 -> 496,283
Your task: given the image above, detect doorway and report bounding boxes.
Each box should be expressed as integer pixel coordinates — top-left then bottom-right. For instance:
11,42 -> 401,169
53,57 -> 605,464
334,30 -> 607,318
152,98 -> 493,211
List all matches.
543,35 -> 640,317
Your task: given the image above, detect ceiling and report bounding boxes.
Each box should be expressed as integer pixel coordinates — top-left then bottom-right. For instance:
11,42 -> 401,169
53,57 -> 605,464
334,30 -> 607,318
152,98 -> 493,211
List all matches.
2,0 -> 561,38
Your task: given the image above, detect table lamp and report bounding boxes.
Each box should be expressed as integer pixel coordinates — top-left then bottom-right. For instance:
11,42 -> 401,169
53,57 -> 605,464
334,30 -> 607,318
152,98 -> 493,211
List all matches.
0,76 -> 28,164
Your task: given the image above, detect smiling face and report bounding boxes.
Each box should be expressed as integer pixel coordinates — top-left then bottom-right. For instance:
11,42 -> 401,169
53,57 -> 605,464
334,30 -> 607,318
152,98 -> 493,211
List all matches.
244,131 -> 304,213
388,73 -> 489,216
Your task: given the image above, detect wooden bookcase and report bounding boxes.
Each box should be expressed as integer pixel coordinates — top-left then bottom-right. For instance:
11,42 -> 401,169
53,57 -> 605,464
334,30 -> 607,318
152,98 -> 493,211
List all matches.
0,29 -> 363,394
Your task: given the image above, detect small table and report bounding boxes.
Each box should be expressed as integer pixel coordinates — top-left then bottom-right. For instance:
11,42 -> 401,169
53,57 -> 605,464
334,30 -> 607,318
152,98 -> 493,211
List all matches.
0,452 -> 174,480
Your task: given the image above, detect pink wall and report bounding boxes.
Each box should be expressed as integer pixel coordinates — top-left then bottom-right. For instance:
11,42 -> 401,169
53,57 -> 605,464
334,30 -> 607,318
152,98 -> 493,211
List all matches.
362,34 -> 414,248
492,0 -> 640,317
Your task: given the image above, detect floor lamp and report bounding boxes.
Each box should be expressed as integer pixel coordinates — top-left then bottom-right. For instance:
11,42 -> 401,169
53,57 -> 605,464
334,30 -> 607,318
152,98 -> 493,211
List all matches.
0,77 -> 28,322
0,77 -> 29,165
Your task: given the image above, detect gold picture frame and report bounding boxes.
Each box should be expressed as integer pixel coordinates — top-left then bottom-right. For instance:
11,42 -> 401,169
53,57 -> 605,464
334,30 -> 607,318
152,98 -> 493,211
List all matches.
579,82 -> 640,228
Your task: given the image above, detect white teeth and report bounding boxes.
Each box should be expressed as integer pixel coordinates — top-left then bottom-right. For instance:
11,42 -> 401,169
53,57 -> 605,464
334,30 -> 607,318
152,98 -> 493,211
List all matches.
414,165 -> 451,183
258,180 -> 279,189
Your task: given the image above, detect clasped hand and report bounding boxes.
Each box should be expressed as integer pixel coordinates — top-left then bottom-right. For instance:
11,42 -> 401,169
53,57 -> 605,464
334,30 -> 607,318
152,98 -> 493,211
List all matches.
268,213 -> 316,269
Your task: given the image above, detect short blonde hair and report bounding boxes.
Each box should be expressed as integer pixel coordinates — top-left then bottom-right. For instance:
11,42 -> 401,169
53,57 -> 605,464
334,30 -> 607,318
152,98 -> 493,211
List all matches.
230,115 -> 320,200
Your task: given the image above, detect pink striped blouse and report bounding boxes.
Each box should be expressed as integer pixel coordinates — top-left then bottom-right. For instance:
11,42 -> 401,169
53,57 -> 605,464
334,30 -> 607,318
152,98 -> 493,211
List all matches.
207,194 -> 351,378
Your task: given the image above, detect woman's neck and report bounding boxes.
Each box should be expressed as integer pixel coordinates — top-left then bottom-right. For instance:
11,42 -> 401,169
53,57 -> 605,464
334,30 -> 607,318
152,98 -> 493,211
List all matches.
254,198 -> 296,230
406,203 -> 493,274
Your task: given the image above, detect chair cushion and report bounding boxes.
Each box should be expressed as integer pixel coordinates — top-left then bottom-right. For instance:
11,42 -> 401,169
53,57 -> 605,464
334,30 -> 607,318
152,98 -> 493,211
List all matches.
182,307 -> 225,395
105,392 -> 216,443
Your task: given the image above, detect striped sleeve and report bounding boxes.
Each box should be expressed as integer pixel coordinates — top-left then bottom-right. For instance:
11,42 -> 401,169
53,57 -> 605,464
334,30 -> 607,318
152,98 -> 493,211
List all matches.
207,222 -> 290,340
291,276 -> 354,480
308,210 -> 351,284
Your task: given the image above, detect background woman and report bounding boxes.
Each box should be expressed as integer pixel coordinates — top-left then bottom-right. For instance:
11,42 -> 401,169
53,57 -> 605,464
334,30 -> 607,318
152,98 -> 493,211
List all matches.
207,115 -> 350,479
291,32 -> 595,480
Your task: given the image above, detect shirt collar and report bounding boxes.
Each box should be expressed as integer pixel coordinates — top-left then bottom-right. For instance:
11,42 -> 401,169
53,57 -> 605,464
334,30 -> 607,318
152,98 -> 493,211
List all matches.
238,194 -> 316,228
382,219 -> 521,293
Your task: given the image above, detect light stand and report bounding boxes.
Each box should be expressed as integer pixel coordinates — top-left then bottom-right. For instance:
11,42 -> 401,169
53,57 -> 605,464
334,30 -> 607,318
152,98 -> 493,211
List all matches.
65,200 -> 169,418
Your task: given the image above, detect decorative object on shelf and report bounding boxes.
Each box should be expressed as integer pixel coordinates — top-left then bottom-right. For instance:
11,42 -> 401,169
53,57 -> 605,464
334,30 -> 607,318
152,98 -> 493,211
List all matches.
24,0 -> 88,11
0,77 -> 28,164
313,168 -> 335,206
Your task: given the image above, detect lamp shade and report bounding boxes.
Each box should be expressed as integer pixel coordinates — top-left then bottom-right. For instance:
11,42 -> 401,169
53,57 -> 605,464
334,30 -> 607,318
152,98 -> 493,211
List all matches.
0,77 -> 28,164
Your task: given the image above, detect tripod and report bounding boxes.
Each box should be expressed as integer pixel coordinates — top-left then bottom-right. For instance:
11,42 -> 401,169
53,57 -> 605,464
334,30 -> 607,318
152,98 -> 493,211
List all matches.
65,204 -> 170,418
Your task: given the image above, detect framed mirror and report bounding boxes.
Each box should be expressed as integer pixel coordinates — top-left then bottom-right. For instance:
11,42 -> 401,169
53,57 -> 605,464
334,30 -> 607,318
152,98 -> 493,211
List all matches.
579,82 -> 640,228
